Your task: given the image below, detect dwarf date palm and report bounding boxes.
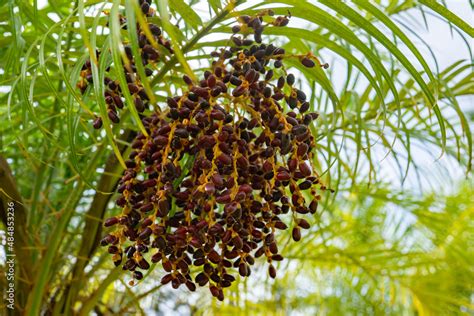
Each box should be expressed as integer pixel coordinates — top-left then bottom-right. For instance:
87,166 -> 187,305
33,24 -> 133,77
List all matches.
0,0 -> 473,315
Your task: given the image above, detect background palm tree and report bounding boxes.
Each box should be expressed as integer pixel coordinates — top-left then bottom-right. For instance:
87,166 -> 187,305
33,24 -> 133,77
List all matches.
0,0 -> 472,315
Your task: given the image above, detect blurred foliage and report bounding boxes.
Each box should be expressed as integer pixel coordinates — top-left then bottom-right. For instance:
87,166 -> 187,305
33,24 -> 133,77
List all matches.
194,182 -> 474,315
0,0 -> 472,315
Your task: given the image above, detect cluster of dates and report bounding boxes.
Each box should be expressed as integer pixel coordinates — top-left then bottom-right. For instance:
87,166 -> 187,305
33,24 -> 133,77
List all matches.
77,0 -> 173,128
99,6 -> 328,301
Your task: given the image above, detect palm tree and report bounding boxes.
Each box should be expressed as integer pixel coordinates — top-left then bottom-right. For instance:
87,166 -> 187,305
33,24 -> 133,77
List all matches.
0,0 -> 472,315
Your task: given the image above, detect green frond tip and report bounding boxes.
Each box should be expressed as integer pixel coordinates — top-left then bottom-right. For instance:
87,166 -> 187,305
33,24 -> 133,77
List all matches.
419,0 -> 474,37
157,0 -> 197,82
